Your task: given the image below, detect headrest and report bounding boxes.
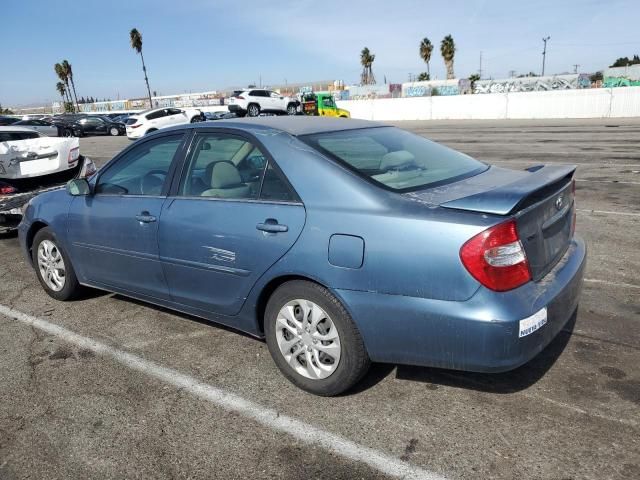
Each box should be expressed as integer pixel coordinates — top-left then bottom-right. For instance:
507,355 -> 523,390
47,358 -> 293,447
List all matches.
380,150 -> 415,170
210,162 -> 242,188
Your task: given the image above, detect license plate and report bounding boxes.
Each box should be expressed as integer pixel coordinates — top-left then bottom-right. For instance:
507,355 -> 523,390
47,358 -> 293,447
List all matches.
519,308 -> 547,338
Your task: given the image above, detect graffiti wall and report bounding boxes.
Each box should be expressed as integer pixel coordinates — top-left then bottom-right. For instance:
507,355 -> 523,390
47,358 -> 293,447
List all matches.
603,65 -> 640,88
401,79 -> 463,97
473,74 -> 591,94
55,90 -> 223,113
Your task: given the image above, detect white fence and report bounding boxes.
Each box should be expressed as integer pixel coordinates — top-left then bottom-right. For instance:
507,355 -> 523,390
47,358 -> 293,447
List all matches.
337,86 -> 640,120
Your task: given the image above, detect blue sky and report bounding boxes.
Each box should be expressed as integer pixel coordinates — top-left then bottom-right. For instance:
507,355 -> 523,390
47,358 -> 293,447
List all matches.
2,0 -> 639,106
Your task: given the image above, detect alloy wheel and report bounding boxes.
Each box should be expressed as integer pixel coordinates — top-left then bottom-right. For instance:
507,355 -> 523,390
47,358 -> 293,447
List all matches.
37,240 -> 66,292
275,299 -> 341,380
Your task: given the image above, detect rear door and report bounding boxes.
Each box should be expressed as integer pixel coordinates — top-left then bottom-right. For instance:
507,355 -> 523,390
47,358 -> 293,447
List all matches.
68,132 -> 187,299
158,130 -> 305,316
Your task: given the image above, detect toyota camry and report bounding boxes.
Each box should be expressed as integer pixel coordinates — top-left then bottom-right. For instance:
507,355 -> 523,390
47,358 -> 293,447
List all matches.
19,117 -> 586,396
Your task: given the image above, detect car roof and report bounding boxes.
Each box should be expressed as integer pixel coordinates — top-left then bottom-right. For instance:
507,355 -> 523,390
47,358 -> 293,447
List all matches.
0,126 -> 39,132
189,116 -> 385,136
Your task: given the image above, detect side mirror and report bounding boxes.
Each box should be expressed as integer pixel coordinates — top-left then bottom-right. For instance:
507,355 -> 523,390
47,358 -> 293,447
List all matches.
67,178 -> 92,196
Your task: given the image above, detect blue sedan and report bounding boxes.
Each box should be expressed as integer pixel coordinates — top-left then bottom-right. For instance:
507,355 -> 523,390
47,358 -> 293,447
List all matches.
19,117 -> 586,395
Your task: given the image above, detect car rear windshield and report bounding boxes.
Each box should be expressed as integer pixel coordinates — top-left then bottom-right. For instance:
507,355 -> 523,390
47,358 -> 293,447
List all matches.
300,126 -> 487,192
0,131 -> 40,141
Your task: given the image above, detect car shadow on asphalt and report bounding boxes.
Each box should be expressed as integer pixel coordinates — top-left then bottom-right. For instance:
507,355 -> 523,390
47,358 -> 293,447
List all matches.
352,310 -> 578,395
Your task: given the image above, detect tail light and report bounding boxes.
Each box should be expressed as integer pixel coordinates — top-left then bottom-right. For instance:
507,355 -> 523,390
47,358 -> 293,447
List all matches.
460,219 -> 531,292
68,147 -> 80,165
235,96 -> 244,100
130,124 -> 142,129
0,185 -> 17,195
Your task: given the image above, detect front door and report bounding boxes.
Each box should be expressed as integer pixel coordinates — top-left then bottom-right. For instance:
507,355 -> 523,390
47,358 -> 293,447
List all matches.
67,133 -> 186,299
158,131 -> 305,316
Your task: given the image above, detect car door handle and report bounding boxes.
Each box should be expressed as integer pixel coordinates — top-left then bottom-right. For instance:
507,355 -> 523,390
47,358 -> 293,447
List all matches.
135,212 -> 157,223
256,219 -> 288,233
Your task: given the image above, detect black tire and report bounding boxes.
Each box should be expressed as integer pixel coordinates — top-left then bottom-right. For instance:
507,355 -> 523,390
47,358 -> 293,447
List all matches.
190,116 -> 201,123
247,103 -> 260,117
286,103 -> 298,116
264,280 -> 370,396
64,128 -> 74,137
145,128 -> 157,136
109,126 -> 120,136
32,228 -> 82,301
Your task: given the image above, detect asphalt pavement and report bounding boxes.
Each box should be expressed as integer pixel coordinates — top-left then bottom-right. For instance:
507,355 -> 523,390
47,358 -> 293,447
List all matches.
0,119 -> 638,479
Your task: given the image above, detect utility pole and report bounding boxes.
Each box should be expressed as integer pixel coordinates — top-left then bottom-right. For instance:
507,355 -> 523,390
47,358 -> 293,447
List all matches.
509,70 -> 516,78
479,51 -> 483,79
573,64 -> 580,74
541,36 -> 550,76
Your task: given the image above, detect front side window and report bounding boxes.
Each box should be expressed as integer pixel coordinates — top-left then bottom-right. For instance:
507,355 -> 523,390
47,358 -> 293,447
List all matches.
96,135 -> 183,196
300,126 -> 487,192
180,133 -> 295,202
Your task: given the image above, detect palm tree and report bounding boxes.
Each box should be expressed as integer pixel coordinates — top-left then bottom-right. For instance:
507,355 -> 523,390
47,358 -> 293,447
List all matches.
62,59 -> 80,112
55,82 -> 70,112
419,37 -> 433,77
54,63 -> 74,110
360,47 -> 376,85
440,35 -> 456,79
417,72 -> 430,82
130,28 -> 153,108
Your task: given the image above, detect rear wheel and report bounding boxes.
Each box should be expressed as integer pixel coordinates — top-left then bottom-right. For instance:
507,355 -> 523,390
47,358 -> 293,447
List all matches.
63,128 -> 74,137
247,103 -> 260,117
32,228 -> 82,301
190,116 -> 202,123
264,280 -> 370,396
145,128 -> 157,136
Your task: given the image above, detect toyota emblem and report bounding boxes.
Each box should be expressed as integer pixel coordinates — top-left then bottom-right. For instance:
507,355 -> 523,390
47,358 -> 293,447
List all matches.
555,195 -> 564,210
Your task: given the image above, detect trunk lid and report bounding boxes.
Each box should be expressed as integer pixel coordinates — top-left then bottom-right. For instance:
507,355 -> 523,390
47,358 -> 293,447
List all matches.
407,164 -> 576,281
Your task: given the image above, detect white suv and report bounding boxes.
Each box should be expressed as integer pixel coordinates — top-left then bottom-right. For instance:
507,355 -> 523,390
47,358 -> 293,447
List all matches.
125,107 -> 204,139
227,89 -> 299,117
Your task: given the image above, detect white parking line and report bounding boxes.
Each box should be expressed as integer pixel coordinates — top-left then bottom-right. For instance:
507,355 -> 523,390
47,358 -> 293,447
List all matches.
576,179 -> 640,185
577,209 -> 640,217
584,278 -> 640,290
0,304 -> 445,480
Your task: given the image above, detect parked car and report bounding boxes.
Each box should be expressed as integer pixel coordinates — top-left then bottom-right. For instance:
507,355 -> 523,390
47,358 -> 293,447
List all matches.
125,107 -> 204,139
0,116 -> 19,126
18,117 -> 585,396
228,89 -> 299,117
13,119 -> 78,137
1,126 -> 95,232
203,111 -> 236,121
74,116 -> 125,136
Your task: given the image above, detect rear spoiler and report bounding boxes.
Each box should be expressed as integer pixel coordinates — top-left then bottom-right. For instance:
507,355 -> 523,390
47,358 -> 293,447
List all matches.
440,165 -> 576,215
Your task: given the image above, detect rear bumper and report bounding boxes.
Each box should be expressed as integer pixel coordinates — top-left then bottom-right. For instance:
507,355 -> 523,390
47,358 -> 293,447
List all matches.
336,236 -> 586,372
2,156 -> 95,234
227,105 -> 246,114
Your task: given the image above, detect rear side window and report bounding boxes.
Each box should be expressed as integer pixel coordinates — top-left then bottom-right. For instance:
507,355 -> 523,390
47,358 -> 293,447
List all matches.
0,131 -> 40,141
300,127 -> 487,192
125,117 -> 138,125
146,110 -> 167,120
179,133 -> 296,202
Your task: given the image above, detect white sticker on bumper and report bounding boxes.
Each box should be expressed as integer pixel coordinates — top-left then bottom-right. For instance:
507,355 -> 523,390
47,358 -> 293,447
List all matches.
519,307 -> 548,338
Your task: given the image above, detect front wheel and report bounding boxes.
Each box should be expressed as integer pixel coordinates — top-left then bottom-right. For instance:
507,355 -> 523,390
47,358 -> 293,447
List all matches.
264,280 -> 370,396
286,103 -> 298,116
190,116 -> 202,123
109,127 -> 120,136
32,228 -> 82,301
